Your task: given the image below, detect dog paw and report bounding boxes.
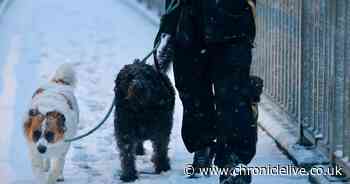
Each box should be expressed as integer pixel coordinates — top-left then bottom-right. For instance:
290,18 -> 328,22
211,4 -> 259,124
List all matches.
152,156 -> 171,174
42,159 -> 50,172
56,175 -> 64,182
155,162 -> 171,174
135,146 -> 145,156
120,174 -> 138,183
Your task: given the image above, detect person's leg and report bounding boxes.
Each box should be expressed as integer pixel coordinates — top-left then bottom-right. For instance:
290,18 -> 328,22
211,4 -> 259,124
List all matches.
210,44 -> 257,183
173,46 -> 216,153
136,141 -> 145,156
172,45 -> 217,174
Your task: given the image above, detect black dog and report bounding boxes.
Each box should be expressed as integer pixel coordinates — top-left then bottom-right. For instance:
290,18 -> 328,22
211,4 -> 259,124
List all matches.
114,60 -> 175,182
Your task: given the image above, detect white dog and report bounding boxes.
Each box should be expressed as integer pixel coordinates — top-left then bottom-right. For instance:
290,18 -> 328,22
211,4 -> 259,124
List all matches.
23,64 -> 79,184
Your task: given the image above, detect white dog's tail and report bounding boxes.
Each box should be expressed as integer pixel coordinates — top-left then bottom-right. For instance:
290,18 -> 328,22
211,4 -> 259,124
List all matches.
51,63 -> 77,88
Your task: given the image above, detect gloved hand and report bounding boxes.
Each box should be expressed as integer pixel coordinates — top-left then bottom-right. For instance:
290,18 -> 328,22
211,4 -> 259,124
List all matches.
155,33 -> 175,73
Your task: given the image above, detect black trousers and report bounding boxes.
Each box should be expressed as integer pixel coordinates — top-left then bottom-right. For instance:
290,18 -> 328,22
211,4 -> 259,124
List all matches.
173,43 -> 257,165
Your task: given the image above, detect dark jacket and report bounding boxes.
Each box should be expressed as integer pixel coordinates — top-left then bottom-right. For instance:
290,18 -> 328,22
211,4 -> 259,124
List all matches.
155,0 -> 256,46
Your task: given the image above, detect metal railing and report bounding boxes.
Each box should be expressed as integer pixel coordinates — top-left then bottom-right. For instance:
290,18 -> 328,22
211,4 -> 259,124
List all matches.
254,0 -> 350,176
133,0 -> 350,177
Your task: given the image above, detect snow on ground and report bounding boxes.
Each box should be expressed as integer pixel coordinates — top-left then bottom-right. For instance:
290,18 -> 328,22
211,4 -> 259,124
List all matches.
0,0 -> 310,183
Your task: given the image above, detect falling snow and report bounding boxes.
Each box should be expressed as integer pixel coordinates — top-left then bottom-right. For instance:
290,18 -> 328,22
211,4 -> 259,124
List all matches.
0,0 -> 310,183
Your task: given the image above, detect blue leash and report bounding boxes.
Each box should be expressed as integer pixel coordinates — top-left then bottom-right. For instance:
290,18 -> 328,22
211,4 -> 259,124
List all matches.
64,0 -> 180,143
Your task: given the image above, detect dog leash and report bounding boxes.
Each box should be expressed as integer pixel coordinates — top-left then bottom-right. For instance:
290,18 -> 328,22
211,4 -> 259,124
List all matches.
64,97 -> 117,142
139,41 -> 161,64
141,0 -> 180,85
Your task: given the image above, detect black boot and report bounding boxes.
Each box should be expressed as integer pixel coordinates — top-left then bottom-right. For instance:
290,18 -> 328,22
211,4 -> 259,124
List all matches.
217,153 -> 252,184
190,146 -> 214,177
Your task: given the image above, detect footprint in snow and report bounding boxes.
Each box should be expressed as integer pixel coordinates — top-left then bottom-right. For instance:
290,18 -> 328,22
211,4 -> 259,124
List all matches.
71,149 -> 99,163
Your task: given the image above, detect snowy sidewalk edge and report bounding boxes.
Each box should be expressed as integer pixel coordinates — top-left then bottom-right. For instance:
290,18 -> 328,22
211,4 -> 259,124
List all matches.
258,96 -> 349,183
258,95 -> 329,167
0,0 -> 13,18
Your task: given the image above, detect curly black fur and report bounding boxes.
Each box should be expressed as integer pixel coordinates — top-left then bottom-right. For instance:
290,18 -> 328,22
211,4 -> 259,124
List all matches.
114,61 -> 175,182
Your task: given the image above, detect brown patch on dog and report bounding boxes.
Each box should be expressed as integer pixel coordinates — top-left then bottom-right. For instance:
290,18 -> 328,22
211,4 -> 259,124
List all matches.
32,88 -> 45,99
126,85 -> 136,100
24,113 -> 45,142
59,93 -> 74,110
46,111 -> 66,143
24,111 -> 67,143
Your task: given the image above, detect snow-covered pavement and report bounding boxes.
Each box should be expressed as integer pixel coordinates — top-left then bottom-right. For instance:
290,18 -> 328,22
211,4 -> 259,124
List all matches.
0,0 -> 310,183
